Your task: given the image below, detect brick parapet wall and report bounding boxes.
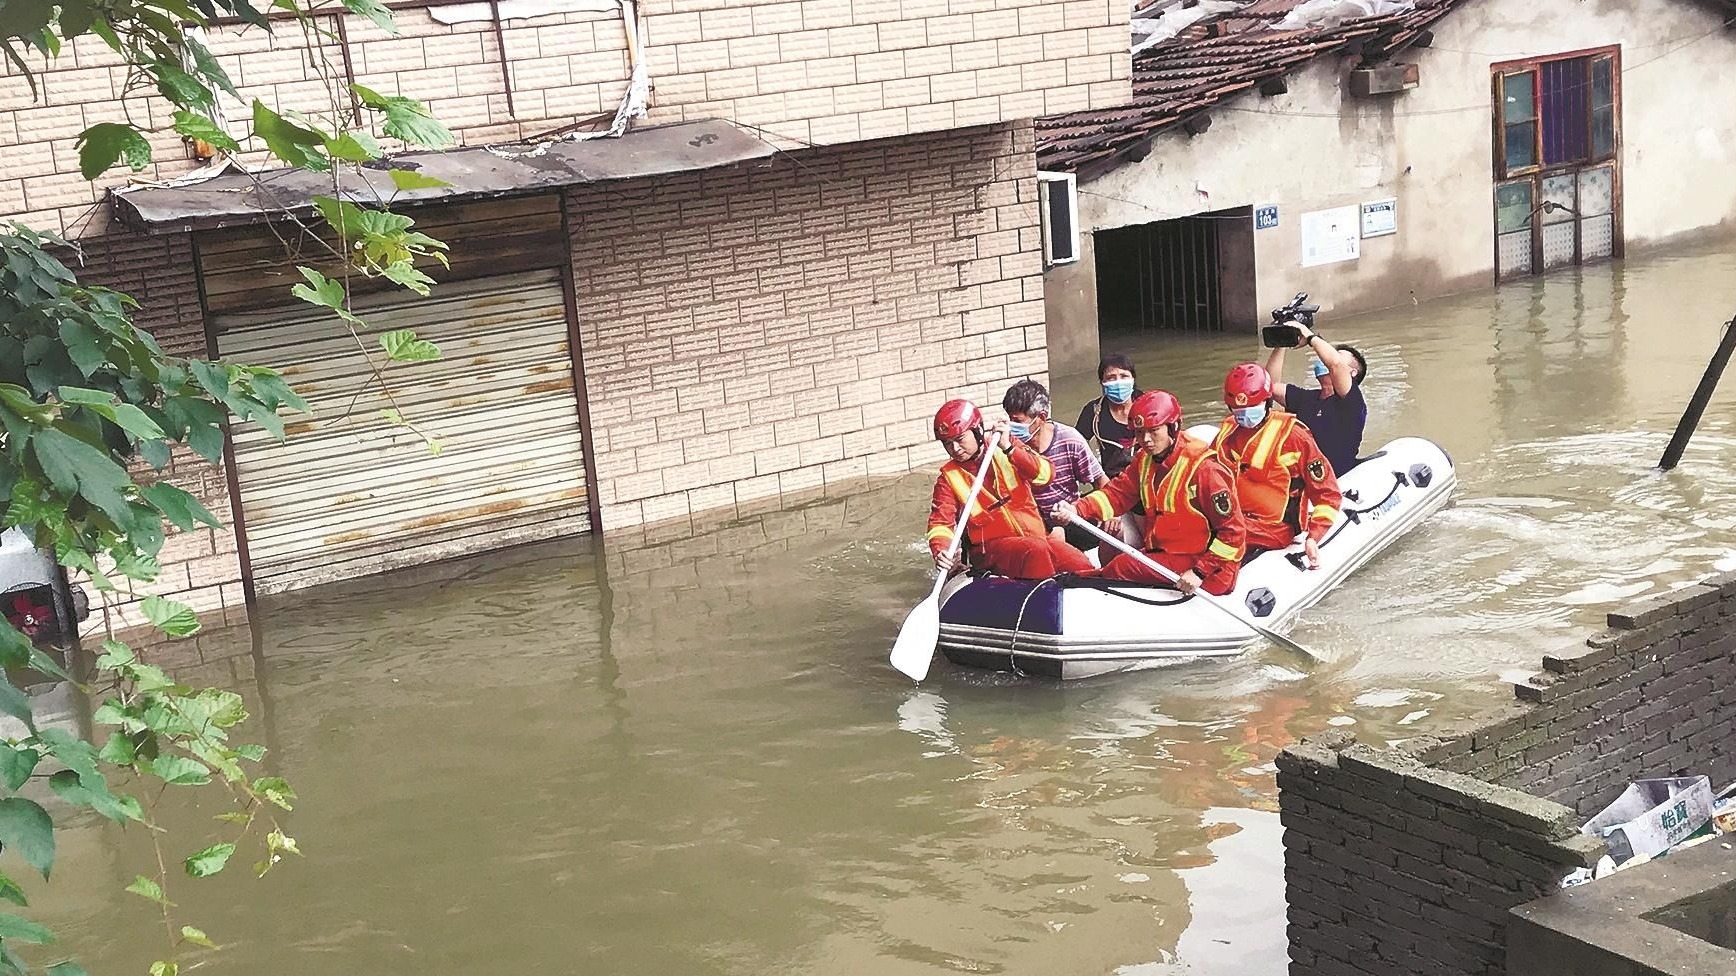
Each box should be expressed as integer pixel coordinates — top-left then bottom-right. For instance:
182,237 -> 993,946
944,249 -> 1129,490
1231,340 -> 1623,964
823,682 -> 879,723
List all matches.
568,121 -> 1047,531
1,0 -> 1130,237
62,230 -> 246,638
1279,571 -> 1736,976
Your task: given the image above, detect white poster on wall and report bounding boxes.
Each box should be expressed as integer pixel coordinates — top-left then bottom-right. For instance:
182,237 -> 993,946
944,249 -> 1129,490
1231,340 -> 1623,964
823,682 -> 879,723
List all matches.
1361,198 -> 1398,238
1300,205 -> 1360,267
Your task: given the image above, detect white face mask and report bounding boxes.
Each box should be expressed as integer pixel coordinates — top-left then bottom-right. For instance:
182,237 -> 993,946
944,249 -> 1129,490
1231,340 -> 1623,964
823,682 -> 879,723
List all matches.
1231,403 -> 1268,428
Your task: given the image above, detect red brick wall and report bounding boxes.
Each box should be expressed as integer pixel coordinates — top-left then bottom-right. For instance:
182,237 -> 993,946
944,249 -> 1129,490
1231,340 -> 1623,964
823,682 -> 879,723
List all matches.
566,121 -> 1050,530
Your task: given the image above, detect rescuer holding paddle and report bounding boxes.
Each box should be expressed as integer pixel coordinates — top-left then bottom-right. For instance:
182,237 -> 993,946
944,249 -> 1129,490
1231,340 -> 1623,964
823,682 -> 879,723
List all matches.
927,399 -> 1095,580
1052,391 -> 1247,595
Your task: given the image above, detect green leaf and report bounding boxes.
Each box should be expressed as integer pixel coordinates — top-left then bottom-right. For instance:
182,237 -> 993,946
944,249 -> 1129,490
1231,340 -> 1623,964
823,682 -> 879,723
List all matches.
353,85 -> 453,148
30,427 -> 134,527
339,0 -> 397,33
0,680 -> 34,732
139,438 -> 171,470
182,33 -> 238,100
25,646 -> 70,682
250,100 -> 326,169
147,755 -> 211,787
0,745 -> 39,792
179,925 -> 215,949
213,812 -> 250,825
184,842 -> 235,878
154,63 -> 213,111
379,329 -> 440,363
324,130 -> 380,163
386,168 -> 451,191
0,797 -> 55,879
95,733 -> 135,766
289,266 -> 345,311
141,482 -> 220,532
181,689 -> 246,730
58,319 -> 105,375
0,912 -> 53,945
379,260 -> 437,296
46,963 -> 89,976
253,776 -> 295,811
149,962 -> 177,976
0,874 -> 26,907
95,640 -> 134,669
0,626 -> 29,671
49,770 -> 140,824
140,596 -> 200,637
124,875 -> 165,904
171,110 -> 240,153
75,123 -> 151,180
234,743 -> 266,762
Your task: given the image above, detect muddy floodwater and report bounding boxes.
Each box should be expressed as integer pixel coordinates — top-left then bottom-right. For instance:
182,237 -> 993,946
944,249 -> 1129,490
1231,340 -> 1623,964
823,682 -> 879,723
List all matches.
31,239 -> 1736,975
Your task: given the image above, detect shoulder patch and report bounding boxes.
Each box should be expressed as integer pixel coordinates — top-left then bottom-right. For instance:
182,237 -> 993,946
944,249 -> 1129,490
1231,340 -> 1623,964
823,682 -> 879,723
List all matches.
1212,489 -> 1232,516
1307,458 -> 1327,482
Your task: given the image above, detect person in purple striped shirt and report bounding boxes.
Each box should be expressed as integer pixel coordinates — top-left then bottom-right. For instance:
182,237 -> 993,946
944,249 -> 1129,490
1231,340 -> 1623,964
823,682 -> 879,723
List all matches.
1002,379 -> 1110,554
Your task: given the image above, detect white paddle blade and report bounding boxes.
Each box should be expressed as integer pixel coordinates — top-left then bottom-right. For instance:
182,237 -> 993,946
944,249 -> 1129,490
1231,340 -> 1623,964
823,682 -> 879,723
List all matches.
890,594 -> 941,681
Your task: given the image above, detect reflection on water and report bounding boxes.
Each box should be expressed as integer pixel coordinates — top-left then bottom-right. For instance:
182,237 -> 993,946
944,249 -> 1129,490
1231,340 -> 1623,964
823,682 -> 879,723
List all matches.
28,240 -> 1736,975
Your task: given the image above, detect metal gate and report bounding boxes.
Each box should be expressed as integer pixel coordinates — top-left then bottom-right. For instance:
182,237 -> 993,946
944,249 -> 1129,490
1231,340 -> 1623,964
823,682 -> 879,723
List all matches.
214,269 -> 591,592
1095,215 -> 1223,332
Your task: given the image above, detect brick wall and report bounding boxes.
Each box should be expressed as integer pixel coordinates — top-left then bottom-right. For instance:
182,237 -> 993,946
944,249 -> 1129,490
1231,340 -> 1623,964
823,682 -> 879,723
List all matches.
1277,573 -> 1736,976
69,231 -> 247,636
567,121 -> 1048,530
3,0 -> 1130,237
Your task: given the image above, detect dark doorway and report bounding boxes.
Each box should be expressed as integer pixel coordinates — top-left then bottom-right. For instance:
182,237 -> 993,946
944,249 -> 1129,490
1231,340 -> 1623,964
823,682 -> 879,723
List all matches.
1094,207 -> 1255,333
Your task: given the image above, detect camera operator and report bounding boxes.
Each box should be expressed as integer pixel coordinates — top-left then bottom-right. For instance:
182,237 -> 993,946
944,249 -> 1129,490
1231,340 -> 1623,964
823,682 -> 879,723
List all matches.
1264,316 -> 1367,475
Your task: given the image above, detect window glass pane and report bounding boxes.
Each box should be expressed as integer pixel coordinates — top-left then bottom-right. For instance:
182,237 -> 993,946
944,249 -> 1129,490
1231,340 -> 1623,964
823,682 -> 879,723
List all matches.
1540,58 -> 1589,166
1503,72 -> 1535,123
1496,181 -> 1534,233
1505,122 -> 1537,171
1593,104 -> 1615,158
1592,57 -> 1613,108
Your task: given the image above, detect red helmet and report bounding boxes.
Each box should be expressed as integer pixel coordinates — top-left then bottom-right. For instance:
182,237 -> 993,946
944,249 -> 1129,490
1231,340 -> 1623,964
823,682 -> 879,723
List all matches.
1128,391 -> 1182,431
1223,363 -> 1273,408
933,399 -> 984,441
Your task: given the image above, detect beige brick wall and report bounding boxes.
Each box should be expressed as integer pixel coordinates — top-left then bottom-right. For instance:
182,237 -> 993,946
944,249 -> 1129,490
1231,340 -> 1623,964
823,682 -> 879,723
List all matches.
68,232 -> 249,638
1,0 -> 1130,237
567,121 -> 1050,531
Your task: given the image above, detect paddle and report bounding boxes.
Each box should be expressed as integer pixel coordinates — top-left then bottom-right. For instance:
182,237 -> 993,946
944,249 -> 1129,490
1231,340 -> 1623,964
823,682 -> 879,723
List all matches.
890,435 -> 1002,681
1065,514 -> 1320,663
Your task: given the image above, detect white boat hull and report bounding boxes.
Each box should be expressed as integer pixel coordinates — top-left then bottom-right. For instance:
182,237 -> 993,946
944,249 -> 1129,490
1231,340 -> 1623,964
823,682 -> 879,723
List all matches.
936,434 -> 1456,679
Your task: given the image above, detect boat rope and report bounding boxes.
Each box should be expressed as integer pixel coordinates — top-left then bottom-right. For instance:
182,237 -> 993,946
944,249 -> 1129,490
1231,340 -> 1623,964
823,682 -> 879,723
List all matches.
1007,576 -> 1059,677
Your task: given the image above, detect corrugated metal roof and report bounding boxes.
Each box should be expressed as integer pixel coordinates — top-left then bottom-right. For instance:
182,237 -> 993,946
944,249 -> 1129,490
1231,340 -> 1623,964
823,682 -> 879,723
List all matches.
110,119 -> 774,233
1040,0 -> 1470,177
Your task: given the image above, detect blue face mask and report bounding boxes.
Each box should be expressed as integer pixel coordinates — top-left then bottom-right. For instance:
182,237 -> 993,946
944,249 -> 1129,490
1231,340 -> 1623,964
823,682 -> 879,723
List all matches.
1232,403 -> 1268,428
1102,379 -> 1135,404
1008,421 -> 1032,441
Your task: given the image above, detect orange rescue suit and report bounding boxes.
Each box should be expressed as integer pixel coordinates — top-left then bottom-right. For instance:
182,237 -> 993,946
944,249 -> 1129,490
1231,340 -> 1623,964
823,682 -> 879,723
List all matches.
1073,435 -> 1247,595
1215,410 -> 1342,551
928,442 -> 1093,579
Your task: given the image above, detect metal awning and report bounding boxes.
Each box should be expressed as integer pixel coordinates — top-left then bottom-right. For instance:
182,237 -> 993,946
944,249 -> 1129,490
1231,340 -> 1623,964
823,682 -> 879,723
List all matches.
110,119 -> 776,233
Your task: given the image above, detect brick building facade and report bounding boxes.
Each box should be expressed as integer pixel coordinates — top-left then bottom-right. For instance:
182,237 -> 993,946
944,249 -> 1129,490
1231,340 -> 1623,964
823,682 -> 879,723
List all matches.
1,0 -> 1132,630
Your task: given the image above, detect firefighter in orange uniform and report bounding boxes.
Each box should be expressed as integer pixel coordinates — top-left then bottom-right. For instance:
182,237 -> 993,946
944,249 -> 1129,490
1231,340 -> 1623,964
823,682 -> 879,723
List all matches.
927,399 -> 1095,580
1052,391 -> 1247,596
1216,363 -> 1342,568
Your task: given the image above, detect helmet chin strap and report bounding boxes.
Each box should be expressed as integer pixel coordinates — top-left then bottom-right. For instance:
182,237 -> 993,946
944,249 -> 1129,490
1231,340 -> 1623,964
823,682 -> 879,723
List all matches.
1149,423 -> 1181,464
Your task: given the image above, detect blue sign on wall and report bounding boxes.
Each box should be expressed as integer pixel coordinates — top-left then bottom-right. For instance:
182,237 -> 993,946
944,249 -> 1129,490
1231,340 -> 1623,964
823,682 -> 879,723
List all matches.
1255,206 -> 1279,230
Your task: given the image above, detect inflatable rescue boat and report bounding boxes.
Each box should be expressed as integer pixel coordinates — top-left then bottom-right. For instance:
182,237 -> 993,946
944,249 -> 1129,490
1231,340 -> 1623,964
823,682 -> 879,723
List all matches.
936,429 -> 1455,679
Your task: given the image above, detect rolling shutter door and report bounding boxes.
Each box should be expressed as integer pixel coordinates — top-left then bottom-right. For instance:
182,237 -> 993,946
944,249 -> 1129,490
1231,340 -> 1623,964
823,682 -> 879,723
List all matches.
213,268 -> 590,592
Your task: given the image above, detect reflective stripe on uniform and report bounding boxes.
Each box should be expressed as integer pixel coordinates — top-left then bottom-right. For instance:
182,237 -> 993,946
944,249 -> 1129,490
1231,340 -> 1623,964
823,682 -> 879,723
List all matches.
927,525 -> 956,544
1209,537 -> 1240,560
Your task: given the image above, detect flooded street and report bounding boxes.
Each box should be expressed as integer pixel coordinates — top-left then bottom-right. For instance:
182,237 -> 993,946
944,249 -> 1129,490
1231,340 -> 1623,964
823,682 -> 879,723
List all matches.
32,239 -> 1736,975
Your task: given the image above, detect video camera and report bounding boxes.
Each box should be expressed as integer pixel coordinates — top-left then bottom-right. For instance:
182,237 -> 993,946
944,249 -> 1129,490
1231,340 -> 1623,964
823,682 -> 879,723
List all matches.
1262,292 -> 1321,349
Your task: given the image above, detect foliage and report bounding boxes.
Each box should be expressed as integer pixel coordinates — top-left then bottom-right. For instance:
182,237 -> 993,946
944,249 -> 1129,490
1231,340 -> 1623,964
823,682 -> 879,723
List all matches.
0,0 -> 464,972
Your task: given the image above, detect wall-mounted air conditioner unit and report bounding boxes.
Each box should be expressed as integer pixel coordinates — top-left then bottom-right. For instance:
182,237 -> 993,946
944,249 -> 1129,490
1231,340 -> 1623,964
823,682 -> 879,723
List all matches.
1037,170 -> 1079,268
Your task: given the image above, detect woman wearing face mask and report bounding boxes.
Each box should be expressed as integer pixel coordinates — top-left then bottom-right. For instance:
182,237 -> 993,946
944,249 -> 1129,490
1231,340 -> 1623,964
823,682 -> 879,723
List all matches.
1214,363 -> 1342,570
1074,354 -> 1142,479
1002,379 -> 1109,551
